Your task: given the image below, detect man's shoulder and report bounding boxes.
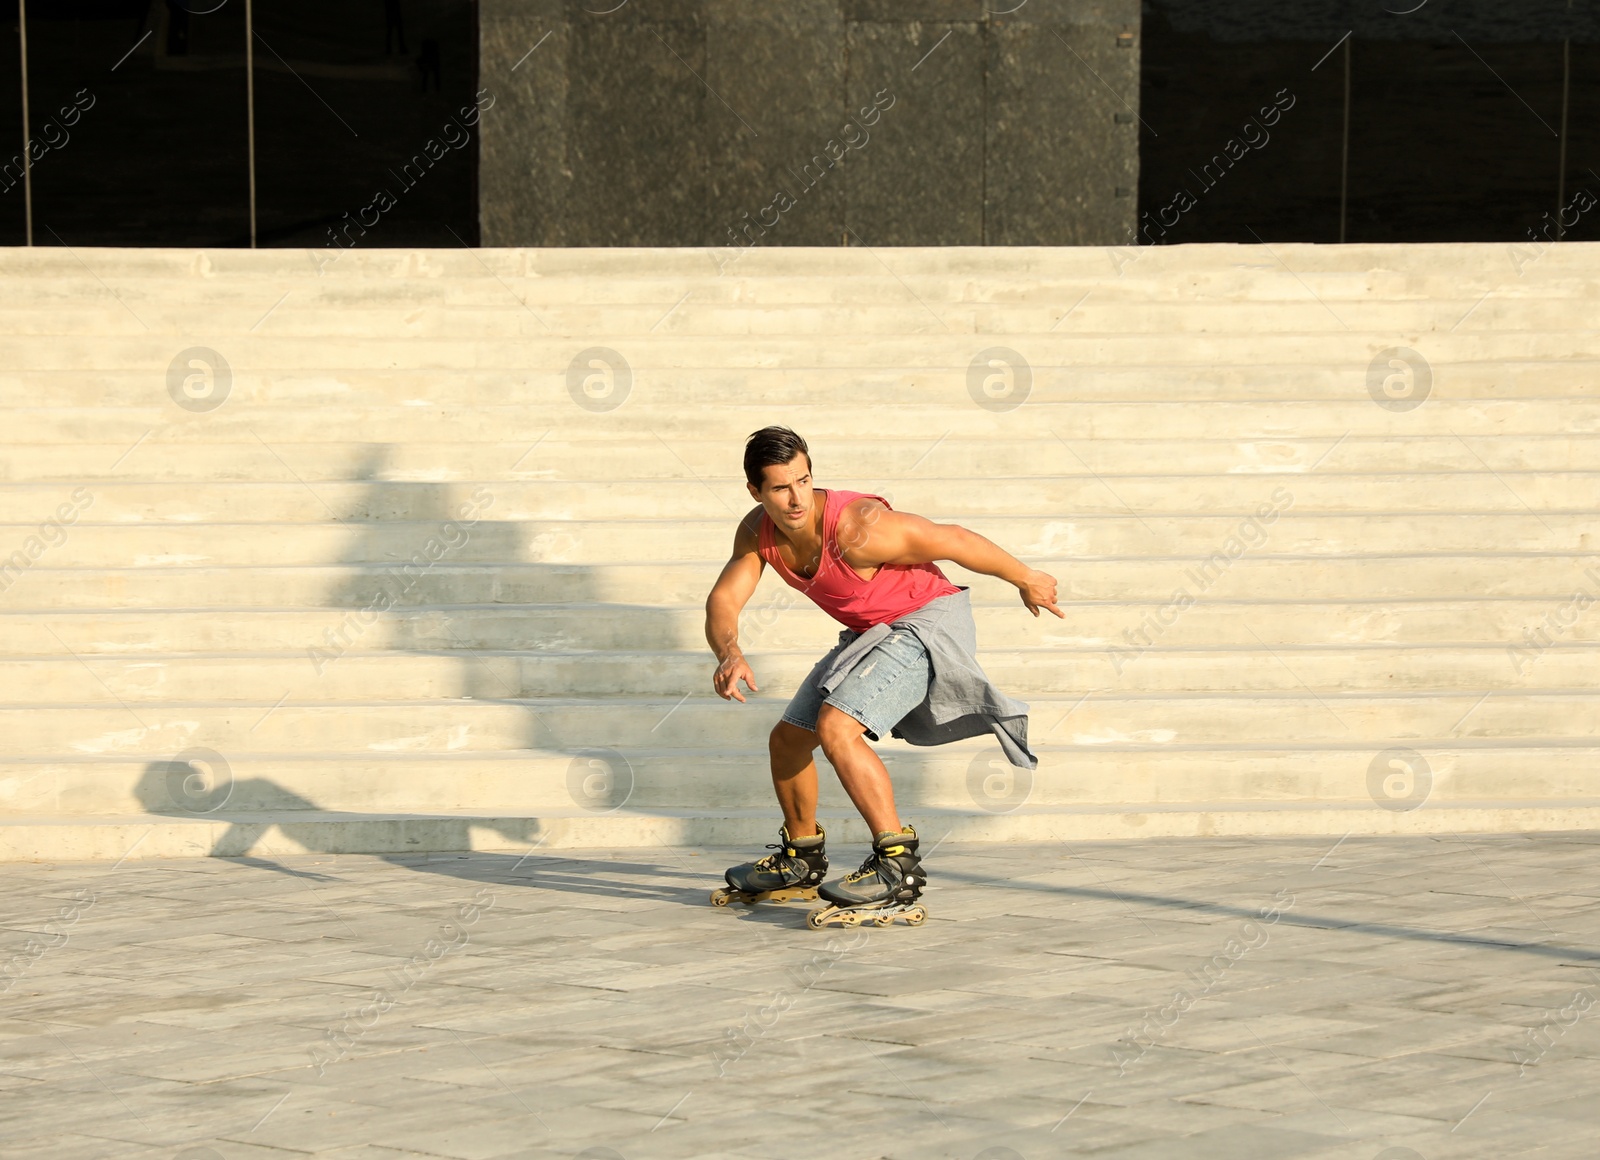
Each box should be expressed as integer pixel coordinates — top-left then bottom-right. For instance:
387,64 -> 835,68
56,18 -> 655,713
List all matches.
840,495 -> 890,513
836,495 -> 892,531
735,505 -> 766,549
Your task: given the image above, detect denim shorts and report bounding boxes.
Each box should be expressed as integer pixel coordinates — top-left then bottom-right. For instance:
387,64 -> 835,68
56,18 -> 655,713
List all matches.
781,626 -> 931,741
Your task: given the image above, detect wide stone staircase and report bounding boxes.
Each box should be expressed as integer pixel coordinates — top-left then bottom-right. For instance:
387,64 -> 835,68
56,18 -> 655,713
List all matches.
2,243 -> 1597,861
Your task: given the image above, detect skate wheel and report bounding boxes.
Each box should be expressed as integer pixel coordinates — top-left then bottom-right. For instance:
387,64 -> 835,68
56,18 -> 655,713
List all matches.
738,895 -> 756,907
905,906 -> 927,926
873,914 -> 894,927
805,908 -> 830,930
841,913 -> 863,927
710,890 -> 730,907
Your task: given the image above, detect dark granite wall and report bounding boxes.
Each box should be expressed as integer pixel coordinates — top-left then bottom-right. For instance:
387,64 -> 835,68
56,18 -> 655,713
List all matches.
479,0 -> 1140,247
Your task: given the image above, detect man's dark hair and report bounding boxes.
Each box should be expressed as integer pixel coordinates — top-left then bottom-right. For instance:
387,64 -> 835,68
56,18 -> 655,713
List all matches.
744,426 -> 812,490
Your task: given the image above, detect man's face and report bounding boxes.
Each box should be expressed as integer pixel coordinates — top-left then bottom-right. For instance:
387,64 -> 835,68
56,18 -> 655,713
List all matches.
748,455 -> 815,533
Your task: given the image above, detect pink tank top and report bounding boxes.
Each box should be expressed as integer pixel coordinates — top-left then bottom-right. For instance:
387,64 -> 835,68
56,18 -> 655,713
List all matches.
758,488 -> 962,632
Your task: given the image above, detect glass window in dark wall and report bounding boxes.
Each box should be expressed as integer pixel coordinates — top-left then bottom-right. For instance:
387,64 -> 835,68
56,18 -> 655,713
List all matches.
1140,0 -> 1600,244
0,7 -> 18,244
1350,36 -> 1565,243
1563,39 -> 1600,241
3,1 -> 250,247
1138,2 -> 1345,244
253,0 -> 479,250
0,0 -> 478,249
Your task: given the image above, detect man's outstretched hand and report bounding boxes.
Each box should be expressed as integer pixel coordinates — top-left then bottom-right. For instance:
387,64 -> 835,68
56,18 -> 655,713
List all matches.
1019,568 -> 1064,618
713,653 -> 760,702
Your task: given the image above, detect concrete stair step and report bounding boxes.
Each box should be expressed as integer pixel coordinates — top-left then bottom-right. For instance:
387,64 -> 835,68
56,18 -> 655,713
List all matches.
6,260 -> 1596,299
12,362 -> 1600,408
2,476 -> 1595,522
12,356 -> 1600,398
7,798 -> 1600,862
3,600 -> 1573,654
13,514 -> 1598,568
7,299 -> 1600,338
0,261 -> 1592,306
8,693 -> 1597,754
8,746 -> 1600,817
5,401 -> 1590,442
1,645 -> 1591,704
5,557 -> 1598,610
0,240 -> 1591,279
10,436 -> 1600,481
6,333 -> 1600,371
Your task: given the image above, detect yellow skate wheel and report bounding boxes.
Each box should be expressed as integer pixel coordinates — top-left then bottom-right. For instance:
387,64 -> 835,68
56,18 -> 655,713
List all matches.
805,907 -> 831,930
904,906 -> 927,926
710,889 -> 730,907
873,914 -> 894,927
841,912 -> 863,927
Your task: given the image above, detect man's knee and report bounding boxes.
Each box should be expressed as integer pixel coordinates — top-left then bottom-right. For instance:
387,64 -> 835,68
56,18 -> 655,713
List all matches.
771,719 -> 818,753
815,703 -> 866,753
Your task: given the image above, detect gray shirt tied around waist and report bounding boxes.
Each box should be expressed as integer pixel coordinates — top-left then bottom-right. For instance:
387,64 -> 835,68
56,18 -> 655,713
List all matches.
815,586 -> 1037,771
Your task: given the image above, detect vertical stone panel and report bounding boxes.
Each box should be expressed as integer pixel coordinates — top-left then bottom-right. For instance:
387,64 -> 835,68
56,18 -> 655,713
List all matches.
846,20 -> 986,245
988,4 -> 1140,245
479,0 -> 1143,245
843,0 -> 982,18
705,1 -> 846,250
565,4 -> 709,246
479,0 -> 568,246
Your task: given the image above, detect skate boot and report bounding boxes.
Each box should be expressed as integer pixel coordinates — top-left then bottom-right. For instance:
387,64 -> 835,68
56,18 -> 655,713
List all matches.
807,826 -> 927,929
710,824 -> 829,908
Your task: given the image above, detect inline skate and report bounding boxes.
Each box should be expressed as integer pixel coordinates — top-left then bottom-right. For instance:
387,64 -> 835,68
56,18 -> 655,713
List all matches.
711,823 -> 829,908
806,825 -> 926,929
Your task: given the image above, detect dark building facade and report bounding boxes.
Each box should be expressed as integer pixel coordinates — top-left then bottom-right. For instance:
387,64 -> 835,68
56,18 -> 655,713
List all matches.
2,1 -> 1597,249
478,0 -> 1140,248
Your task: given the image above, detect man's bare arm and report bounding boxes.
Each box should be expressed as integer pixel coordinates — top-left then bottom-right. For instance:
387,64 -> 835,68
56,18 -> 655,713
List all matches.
840,500 -> 1064,618
705,509 -> 766,699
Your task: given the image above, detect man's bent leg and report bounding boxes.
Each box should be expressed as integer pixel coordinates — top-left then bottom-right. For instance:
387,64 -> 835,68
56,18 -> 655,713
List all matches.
769,720 -> 821,837
815,704 -> 902,836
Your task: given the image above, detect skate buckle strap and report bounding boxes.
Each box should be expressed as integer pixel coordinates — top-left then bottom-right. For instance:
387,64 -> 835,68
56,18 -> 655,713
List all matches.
843,851 -> 893,884
841,827 -> 918,883
763,823 -> 826,870
781,823 -> 826,853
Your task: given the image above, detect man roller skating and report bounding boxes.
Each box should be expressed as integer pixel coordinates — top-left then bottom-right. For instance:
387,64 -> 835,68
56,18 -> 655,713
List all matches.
704,426 -> 1063,928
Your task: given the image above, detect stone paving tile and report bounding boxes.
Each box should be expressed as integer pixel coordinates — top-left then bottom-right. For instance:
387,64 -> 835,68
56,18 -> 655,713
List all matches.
3,1135 -> 180,1160
364,1115 -> 550,1160
1091,1119 -> 1353,1158
1070,1093 -> 1282,1135
4,835 -> 1600,1157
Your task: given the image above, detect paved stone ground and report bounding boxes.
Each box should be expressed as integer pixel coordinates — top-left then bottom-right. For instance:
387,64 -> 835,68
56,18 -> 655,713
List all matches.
3,832 -> 1600,1160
